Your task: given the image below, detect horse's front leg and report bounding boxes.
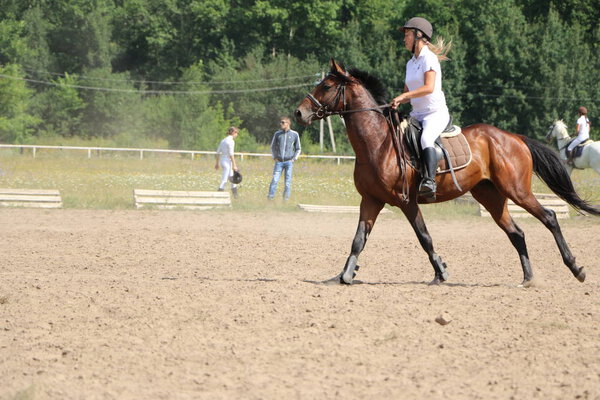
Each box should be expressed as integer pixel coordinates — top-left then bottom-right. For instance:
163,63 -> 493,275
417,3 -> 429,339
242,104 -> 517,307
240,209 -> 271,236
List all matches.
401,202 -> 449,284
336,197 -> 384,284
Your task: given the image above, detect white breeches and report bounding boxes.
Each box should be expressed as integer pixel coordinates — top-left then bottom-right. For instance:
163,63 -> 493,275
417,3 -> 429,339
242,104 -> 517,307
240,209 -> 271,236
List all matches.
219,157 -> 236,189
567,133 -> 589,151
413,108 -> 451,149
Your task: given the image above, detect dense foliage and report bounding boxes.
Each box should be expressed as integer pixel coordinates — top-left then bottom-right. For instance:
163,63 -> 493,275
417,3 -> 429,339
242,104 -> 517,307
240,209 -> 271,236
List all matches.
0,0 -> 598,152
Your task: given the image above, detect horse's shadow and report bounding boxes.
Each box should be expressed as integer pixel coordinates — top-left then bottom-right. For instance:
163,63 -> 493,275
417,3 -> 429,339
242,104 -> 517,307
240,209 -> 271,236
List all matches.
170,275 -> 507,288
166,276 -> 279,283
302,278 -> 506,288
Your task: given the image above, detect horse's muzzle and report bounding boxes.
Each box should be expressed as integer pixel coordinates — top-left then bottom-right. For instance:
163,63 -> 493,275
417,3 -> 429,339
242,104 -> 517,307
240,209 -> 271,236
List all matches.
294,106 -> 313,126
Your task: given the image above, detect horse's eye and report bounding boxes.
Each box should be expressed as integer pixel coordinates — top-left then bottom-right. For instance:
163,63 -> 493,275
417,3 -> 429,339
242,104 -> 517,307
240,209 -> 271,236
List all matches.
322,84 -> 331,91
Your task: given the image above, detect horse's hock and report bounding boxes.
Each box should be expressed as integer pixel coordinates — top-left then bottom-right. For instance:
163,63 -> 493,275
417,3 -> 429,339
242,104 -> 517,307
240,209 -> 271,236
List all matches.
458,193 -> 570,218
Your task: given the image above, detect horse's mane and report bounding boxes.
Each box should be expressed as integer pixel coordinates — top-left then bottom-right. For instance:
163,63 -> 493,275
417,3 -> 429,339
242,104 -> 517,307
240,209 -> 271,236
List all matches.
555,119 -> 567,133
330,66 -> 389,106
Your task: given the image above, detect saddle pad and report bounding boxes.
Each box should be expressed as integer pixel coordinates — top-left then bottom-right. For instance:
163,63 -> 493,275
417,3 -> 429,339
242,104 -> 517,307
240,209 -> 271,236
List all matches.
437,133 -> 472,173
440,125 -> 462,138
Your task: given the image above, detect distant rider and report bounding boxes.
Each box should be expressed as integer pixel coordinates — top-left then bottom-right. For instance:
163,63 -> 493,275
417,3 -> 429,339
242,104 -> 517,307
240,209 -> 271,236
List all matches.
567,106 -> 591,165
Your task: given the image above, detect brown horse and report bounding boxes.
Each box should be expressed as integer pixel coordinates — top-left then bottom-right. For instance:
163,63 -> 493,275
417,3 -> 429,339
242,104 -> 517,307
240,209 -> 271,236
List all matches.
295,59 -> 600,286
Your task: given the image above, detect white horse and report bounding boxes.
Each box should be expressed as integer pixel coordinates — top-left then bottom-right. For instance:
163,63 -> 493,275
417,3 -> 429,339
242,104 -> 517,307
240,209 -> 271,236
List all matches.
545,120 -> 600,174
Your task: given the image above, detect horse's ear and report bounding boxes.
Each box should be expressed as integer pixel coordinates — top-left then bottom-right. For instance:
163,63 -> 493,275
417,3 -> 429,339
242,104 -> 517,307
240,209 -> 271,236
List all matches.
329,58 -> 347,76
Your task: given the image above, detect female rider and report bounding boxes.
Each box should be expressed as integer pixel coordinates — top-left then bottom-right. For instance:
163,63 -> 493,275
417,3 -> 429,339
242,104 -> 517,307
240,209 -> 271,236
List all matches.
567,106 -> 591,165
391,17 -> 451,200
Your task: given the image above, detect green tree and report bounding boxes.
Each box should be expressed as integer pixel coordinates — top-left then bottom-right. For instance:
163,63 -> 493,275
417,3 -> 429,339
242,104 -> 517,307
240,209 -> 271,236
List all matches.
0,18 -> 27,65
46,0 -> 114,73
142,63 -> 246,150
77,69 -> 143,138
208,49 -> 320,144
30,73 -> 84,137
0,64 -> 39,143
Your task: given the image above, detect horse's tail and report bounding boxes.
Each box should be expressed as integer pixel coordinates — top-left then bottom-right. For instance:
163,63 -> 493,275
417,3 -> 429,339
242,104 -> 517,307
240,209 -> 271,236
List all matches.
522,135 -> 600,216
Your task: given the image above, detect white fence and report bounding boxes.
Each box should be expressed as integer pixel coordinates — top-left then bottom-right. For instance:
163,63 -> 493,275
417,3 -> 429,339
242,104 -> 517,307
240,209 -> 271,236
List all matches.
0,144 -> 355,164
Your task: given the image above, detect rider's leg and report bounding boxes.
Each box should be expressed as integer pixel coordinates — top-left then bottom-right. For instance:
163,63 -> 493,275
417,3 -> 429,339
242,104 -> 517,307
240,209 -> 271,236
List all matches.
567,136 -> 585,166
418,109 -> 450,199
419,147 -> 438,197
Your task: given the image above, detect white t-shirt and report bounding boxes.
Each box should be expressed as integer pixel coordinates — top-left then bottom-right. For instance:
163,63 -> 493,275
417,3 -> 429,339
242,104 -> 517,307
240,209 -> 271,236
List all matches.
577,115 -> 590,139
405,45 -> 447,116
217,135 -> 235,161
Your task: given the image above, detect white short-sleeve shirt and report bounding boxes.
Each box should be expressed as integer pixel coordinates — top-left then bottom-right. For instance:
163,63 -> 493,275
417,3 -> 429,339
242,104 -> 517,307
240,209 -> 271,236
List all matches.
577,115 -> 590,139
217,135 -> 235,161
405,45 -> 448,116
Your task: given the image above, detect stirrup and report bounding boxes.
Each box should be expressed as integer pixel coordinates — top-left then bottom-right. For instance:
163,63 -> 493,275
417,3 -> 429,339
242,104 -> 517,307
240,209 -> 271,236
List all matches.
418,178 -> 436,197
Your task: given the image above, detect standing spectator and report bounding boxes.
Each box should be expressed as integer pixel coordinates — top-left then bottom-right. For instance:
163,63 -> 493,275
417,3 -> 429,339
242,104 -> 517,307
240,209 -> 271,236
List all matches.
215,126 -> 239,198
267,117 -> 301,200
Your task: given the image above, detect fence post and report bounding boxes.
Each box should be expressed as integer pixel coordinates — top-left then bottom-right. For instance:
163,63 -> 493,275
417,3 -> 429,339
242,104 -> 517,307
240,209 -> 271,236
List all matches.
140,150 -> 144,160
32,147 -> 36,158
88,149 -> 91,158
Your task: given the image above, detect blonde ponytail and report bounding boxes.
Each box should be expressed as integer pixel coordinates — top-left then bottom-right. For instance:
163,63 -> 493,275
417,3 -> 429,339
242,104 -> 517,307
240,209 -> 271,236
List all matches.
426,37 -> 452,61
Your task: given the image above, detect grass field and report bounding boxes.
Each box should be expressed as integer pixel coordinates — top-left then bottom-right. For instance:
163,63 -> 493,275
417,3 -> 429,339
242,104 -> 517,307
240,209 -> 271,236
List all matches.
1,147 -> 599,217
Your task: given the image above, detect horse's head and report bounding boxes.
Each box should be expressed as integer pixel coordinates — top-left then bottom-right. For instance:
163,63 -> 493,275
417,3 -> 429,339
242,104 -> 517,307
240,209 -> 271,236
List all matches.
295,59 -> 355,126
545,120 -> 569,142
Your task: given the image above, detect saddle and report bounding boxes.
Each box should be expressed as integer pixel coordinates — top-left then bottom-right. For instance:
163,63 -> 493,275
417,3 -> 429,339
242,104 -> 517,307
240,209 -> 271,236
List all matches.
396,114 -> 472,190
567,138 -> 593,159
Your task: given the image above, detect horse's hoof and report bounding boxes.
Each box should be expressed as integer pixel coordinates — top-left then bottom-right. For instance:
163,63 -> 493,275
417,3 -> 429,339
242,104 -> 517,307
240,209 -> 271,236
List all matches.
575,267 -> 586,283
518,279 -> 533,288
428,276 -> 443,286
341,272 -> 354,285
340,264 -> 360,285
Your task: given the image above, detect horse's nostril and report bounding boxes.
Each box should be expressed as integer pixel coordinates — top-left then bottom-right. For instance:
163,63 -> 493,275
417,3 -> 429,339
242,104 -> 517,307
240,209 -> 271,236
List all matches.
294,109 -> 302,120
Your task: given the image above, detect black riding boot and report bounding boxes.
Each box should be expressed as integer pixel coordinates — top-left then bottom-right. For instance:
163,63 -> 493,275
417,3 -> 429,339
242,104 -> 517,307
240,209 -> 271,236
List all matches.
419,147 -> 438,199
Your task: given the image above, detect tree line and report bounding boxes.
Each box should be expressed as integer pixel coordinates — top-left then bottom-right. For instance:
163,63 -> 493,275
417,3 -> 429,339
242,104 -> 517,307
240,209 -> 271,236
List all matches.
1,0 -> 598,153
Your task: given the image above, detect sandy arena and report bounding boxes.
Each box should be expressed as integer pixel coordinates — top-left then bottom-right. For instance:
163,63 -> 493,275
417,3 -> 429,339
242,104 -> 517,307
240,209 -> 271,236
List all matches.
1,209 -> 599,399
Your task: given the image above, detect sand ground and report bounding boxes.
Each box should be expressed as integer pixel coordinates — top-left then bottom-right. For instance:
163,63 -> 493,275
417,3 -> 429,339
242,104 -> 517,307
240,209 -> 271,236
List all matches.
1,209 -> 599,399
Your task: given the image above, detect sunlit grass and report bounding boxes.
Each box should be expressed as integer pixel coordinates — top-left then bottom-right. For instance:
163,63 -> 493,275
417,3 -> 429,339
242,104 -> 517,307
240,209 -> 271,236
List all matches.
1,147 -> 598,218
0,149 -> 363,210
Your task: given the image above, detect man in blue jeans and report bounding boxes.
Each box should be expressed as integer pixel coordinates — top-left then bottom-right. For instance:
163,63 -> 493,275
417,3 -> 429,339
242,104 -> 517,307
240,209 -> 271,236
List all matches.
267,116 -> 301,200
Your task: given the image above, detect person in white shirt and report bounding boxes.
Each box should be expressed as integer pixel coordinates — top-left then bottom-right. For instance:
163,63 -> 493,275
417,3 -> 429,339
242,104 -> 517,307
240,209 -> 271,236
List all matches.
390,17 -> 451,200
215,126 -> 239,197
567,106 -> 591,165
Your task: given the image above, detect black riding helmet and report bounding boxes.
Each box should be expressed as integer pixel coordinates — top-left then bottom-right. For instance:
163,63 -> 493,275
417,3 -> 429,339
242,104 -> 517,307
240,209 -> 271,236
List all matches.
229,170 -> 242,184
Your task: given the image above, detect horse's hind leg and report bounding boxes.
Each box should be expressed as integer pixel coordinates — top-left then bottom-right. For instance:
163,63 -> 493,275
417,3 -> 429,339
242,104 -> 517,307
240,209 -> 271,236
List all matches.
401,202 -> 449,285
508,192 -> 585,283
470,181 -> 534,286
334,197 -> 384,284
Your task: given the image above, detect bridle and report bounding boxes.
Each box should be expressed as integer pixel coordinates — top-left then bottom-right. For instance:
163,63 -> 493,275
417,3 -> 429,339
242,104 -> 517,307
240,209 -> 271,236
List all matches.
304,76 -> 388,120
303,75 -> 411,202
545,123 -> 571,151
